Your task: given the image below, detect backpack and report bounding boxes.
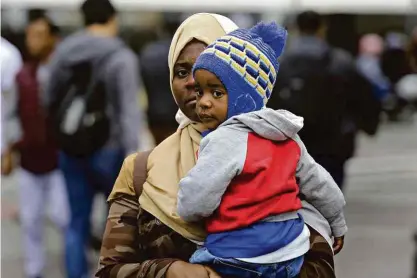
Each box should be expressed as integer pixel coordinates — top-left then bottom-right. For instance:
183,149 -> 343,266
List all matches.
269,51 -> 346,155
51,51 -> 117,157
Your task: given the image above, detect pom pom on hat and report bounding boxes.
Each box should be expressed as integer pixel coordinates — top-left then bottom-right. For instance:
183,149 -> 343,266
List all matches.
249,22 -> 288,58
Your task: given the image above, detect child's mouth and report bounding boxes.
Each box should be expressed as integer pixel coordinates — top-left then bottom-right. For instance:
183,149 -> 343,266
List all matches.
199,114 -> 215,121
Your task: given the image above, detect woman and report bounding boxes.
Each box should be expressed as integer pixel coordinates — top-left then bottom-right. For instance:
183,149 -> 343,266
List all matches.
97,13 -> 339,278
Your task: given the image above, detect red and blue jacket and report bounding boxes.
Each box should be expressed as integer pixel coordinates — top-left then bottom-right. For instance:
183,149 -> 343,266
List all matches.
178,109 -> 347,260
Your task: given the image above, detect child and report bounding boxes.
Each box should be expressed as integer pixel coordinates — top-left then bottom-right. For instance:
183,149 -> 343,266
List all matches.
177,22 -> 347,278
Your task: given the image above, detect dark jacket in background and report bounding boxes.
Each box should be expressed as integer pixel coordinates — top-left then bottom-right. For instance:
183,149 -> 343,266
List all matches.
381,48 -> 411,85
140,39 -> 178,127
15,62 -> 58,174
270,36 -> 380,162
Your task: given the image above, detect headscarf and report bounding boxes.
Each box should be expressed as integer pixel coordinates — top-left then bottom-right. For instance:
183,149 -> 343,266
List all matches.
168,13 -> 239,129
138,13 -> 238,241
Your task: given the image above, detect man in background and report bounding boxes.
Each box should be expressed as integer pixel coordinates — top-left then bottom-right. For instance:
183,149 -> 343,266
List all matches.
140,15 -> 179,144
270,11 -> 380,190
46,0 -> 142,277
356,34 -> 390,102
381,32 -> 413,120
14,15 -> 69,278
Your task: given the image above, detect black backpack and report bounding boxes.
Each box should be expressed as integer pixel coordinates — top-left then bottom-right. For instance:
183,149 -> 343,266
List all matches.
269,51 -> 347,155
51,52 -> 116,157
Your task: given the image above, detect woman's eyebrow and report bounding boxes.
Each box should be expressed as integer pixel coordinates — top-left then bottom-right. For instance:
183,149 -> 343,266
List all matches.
175,61 -> 192,68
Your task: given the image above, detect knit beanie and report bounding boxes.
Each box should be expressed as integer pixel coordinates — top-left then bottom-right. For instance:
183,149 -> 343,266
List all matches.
193,22 -> 287,119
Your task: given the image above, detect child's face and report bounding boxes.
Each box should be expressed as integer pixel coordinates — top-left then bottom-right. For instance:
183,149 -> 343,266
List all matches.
194,69 -> 228,130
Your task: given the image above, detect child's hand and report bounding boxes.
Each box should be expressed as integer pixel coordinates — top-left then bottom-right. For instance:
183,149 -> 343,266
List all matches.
333,236 -> 345,255
1,148 -> 15,176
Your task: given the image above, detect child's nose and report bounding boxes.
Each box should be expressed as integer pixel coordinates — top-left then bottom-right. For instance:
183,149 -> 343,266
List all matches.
198,94 -> 213,109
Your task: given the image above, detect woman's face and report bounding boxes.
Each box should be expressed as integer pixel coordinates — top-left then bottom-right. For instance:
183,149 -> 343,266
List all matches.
172,40 -> 207,122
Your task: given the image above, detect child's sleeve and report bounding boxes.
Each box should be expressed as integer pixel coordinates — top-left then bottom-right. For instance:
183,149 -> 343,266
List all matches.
294,136 -> 348,238
177,129 -> 247,222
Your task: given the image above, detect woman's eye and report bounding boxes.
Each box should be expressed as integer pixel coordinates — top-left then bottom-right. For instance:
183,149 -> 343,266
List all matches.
176,69 -> 189,78
213,91 -> 224,98
196,89 -> 203,97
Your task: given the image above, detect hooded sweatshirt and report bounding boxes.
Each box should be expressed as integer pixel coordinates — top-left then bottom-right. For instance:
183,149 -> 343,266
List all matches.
46,31 -> 141,155
178,108 -> 347,260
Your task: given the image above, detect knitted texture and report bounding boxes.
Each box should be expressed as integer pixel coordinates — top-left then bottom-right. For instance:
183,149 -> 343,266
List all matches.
193,22 -> 287,118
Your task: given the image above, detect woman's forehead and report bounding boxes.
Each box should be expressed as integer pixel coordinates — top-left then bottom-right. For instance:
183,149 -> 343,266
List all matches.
175,40 -> 207,65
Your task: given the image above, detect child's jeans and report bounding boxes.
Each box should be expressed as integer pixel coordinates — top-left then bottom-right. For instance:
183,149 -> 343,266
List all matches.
190,247 -> 304,278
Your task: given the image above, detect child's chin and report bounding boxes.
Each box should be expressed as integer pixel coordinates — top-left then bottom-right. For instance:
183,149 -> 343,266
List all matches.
202,120 -> 220,130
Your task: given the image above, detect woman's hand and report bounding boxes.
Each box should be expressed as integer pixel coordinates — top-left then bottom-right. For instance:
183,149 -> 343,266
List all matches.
167,261 -> 221,278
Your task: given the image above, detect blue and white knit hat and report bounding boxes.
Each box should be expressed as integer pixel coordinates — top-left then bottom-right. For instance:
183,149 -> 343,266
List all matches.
193,21 -> 287,119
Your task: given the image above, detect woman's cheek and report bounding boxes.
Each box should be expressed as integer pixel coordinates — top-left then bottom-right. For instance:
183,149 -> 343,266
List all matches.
171,80 -> 183,103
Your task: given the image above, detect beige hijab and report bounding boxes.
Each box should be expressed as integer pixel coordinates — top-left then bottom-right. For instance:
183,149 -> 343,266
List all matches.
169,13 -> 239,129
138,13 -> 238,241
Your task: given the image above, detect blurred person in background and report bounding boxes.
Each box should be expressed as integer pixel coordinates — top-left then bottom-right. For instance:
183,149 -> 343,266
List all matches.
46,0 -> 142,277
412,30 -> 417,273
98,13 -> 340,278
13,15 -> 69,278
356,34 -> 390,102
394,27 -> 417,112
140,14 -> 180,144
270,11 -> 380,190
410,26 -> 417,71
381,32 -> 413,120
1,37 -> 23,175
382,32 -> 410,84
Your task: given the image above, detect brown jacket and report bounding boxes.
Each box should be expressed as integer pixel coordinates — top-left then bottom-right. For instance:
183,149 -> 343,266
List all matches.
96,153 -> 335,278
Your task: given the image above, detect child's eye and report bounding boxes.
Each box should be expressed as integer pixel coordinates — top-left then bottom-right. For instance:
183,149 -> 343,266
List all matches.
213,91 -> 224,98
196,89 -> 203,97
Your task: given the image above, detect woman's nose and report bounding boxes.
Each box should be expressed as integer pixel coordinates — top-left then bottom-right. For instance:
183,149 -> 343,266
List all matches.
185,74 -> 196,90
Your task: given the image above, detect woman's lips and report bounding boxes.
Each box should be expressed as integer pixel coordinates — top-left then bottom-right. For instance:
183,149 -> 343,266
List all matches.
185,97 -> 197,106
186,99 -> 197,106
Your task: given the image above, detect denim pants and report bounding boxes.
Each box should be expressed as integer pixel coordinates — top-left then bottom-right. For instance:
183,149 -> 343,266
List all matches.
59,148 -> 124,278
190,247 -> 304,278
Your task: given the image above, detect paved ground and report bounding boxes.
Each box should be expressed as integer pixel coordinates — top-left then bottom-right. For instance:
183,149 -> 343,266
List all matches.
2,117 -> 417,278
334,117 -> 417,278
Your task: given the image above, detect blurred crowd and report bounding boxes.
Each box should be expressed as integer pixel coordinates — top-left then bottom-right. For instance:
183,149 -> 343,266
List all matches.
1,0 -> 417,277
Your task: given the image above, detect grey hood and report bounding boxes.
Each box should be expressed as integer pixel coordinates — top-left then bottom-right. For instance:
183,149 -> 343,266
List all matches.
221,108 -> 304,141
54,31 -> 125,66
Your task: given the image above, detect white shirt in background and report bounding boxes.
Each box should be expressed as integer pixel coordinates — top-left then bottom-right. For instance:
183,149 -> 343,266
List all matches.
1,37 -> 23,153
